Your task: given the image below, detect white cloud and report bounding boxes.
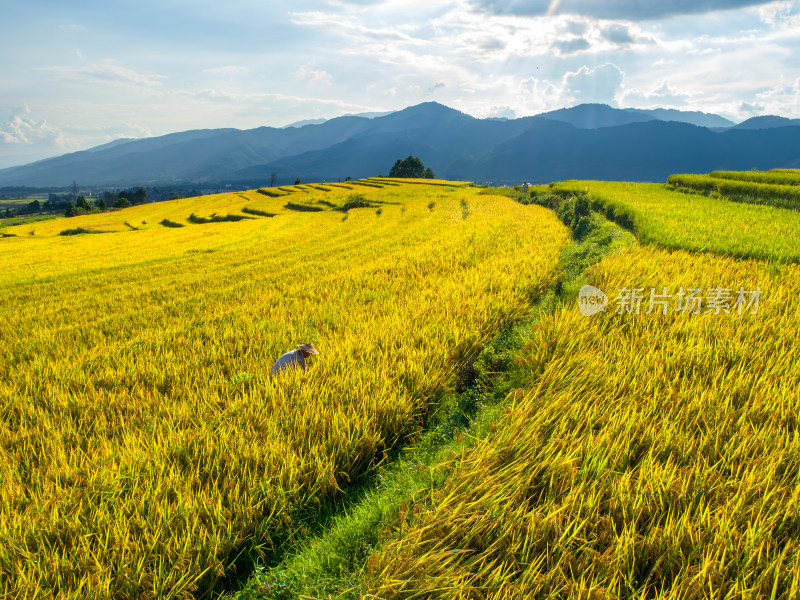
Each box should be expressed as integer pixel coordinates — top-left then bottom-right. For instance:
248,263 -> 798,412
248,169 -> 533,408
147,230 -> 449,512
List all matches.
93,123 -> 156,143
37,62 -> 166,88
467,0 -> 780,21
758,0 -> 800,27
510,63 -> 627,115
562,63 -> 625,105
620,80 -> 698,108
519,76 -> 566,110
0,105 -> 69,147
752,77 -> 800,117
80,63 -> 165,87
294,65 -> 333,85
484,105 -> 517,118
181,88 -> 365,111
0,105 -> 76,168
290,9 -> 419,43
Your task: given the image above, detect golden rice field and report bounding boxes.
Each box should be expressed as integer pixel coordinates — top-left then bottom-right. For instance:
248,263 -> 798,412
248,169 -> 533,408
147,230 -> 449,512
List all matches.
551,180 -> 800,262
0,181 -> 570,599
365,242 -> 800,599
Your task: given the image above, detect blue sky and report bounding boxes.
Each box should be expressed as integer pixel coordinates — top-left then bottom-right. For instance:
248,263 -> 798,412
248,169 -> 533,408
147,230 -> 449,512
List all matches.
1,0 -> 798,168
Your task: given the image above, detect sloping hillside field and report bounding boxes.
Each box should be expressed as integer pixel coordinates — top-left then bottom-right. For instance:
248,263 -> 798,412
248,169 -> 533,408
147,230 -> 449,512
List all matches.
667,169 -> 800,210
366,246 -> 800,598
551,180 -> 800,261
363,175 -> 800,599
0,181 -> 569,598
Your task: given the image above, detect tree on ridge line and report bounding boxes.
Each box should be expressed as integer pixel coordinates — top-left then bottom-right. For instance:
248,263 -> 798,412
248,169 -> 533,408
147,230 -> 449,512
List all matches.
389,156 -> 435,179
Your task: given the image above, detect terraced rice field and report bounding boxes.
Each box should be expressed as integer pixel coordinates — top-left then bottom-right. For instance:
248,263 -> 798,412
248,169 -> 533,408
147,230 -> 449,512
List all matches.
0,180 -> 569,599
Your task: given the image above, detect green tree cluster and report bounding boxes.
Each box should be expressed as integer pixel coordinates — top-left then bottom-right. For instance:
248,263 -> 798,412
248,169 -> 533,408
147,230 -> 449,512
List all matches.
389,156 -> 435,179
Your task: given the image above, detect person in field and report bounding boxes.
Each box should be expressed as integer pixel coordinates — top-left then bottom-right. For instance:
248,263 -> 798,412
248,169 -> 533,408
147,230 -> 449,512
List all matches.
271,342 -> 320,376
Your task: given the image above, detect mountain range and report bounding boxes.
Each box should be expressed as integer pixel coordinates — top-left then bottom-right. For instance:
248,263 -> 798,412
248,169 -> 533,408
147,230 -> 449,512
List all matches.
1,103 -> 798,187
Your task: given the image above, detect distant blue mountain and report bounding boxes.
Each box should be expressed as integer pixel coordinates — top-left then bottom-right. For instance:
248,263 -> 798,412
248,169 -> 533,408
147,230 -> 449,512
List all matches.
0,102 -> 797,186
538,103 -> 735,129
732,115 -> 800,130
